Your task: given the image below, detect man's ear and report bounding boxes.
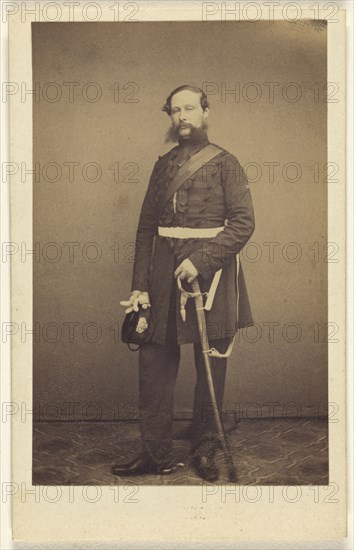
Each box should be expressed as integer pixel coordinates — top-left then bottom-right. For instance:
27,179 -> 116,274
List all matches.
203,108 -> 210,120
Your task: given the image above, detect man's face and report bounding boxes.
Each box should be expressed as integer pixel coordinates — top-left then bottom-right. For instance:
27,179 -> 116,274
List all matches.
170,90 -> 209,139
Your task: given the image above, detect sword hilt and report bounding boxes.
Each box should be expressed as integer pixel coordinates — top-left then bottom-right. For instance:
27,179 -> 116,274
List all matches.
177,277 -> 207,322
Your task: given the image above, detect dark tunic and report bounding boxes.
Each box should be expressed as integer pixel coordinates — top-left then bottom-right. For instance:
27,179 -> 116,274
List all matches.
131,134 -> 255,345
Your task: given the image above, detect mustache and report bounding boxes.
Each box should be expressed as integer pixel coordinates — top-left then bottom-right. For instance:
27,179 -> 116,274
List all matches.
165,120 -> 208,143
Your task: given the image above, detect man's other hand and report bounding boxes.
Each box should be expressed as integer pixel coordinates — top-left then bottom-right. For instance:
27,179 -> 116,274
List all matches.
120,291 -> 150,314
174,259 -> 198,284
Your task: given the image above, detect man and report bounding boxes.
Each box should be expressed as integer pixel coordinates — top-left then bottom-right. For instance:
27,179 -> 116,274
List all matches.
112,85 -> 255,481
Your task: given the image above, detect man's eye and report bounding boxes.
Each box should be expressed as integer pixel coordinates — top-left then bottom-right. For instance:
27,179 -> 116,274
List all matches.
186,106 -> 194,110
172,109 -> 179,114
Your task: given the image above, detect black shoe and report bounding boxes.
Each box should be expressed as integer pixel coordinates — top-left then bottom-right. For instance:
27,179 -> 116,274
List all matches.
192,454 -> 219,482
111,455 -> 177,477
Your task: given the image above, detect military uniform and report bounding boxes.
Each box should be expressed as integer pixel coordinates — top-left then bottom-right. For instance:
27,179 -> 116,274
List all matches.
131,133 -> 255,467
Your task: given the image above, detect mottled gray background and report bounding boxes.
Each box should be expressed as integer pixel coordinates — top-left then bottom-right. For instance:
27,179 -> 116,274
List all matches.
32,21 -> 327,421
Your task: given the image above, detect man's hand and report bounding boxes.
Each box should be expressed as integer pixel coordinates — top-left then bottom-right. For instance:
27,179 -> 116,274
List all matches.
120,291 -> 150,314
174,259 -> 198,284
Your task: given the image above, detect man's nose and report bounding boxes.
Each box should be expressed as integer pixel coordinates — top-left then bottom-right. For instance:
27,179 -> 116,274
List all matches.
179,109 -> 188,121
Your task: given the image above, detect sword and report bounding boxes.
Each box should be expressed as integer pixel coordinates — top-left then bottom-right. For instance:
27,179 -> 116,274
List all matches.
177,276 -> 237,482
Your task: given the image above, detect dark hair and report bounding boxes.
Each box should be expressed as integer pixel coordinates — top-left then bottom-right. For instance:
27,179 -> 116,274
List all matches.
162,85 -> 209,115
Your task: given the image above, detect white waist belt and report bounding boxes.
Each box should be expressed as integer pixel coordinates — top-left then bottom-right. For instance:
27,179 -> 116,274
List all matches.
158,226 -> 224,239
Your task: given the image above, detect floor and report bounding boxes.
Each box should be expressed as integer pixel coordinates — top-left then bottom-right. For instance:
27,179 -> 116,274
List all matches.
33,418 -> 329,485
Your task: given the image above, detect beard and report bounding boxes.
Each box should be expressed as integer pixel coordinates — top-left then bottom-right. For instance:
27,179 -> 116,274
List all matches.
165,120 -> 209,143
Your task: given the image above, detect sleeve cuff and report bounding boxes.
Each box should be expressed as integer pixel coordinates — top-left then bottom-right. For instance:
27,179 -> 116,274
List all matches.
188,251 -> 213,281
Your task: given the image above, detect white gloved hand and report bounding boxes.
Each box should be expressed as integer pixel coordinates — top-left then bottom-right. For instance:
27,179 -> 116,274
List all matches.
120,291 -> 150,314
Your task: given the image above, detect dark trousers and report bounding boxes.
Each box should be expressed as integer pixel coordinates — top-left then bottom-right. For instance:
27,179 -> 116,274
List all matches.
139,340 -> 229,466
138,280 -> 230,467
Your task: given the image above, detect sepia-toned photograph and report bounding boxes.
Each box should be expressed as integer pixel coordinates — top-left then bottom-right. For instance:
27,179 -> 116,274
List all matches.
31,19 -> 330,487
4,0 -> 350,544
